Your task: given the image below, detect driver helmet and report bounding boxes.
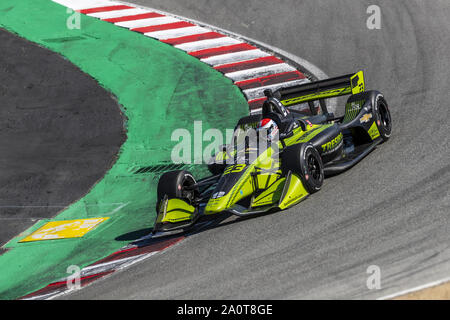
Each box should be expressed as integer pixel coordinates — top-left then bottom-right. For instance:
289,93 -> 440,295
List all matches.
257,118 -> 279,141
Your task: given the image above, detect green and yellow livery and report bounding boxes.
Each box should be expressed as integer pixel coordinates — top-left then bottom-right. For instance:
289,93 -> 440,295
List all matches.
152,71 -> 392,235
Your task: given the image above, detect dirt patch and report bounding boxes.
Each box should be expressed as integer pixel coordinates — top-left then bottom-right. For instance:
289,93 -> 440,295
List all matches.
394,282 -> 450,300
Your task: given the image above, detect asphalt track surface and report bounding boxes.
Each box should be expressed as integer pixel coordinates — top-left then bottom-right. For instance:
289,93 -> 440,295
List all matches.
0,29 -> 125,249
63,0 -> 450,299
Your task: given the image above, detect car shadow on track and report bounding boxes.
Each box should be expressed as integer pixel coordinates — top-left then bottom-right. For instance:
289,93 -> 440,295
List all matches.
115,208 -> 280,248
115,228 -> 154,242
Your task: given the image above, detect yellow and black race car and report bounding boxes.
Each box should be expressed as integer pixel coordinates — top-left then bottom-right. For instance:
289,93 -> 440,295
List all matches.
153,71 -> 392,234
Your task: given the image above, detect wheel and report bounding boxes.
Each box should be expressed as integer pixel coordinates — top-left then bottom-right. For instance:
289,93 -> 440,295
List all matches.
374,95 -> 392,141
281,142 -> 324,193
156,170 -> 197,211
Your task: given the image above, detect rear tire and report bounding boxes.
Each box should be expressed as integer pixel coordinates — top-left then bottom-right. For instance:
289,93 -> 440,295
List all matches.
156,170 -> 197,212
374,95 -> 392,142
282,143 -> 324,194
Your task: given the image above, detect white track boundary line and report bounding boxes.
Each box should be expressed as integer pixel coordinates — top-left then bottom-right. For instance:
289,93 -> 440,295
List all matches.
41,251 -> 159,300
377,276 -> 450,300
144,26 -> 210,40
79,253 -> 148,275
115,16 -> 179,28
175,37 -> 242,52
88,8 -> 148,19
226,63 -> 296,82
201,49 -> 271,66
46,238 -> 187,300
53,0 -> 115,10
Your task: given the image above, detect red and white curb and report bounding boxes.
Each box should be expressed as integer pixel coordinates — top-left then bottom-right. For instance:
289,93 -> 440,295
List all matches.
53,0 -> 332,114
21,235 -> 185,300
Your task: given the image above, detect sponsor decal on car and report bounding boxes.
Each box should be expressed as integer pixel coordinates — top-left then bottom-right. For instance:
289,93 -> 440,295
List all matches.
223,164 -> 247,175
281,87 -> 352,106
321,132 -> 343,154
343,99 -> 365,123
368,121 -> 381,140
360,113 -> 373,123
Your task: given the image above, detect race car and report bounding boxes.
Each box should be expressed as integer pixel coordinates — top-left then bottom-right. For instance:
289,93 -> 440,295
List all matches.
152,71 -> 392,234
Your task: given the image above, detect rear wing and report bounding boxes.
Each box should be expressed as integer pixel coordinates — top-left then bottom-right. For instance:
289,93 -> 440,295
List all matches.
265,71 -> 365,114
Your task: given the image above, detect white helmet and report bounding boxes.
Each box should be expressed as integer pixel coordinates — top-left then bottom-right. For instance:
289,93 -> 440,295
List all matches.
257,118 -> 279,141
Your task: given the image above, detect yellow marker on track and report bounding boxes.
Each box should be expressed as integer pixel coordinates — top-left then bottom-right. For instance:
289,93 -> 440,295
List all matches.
19,218 -> 109,242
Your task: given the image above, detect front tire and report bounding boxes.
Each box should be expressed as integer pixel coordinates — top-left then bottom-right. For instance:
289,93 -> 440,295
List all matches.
374,95 -> 392,142
156,170 -> 197,212
282,143 -> 324,194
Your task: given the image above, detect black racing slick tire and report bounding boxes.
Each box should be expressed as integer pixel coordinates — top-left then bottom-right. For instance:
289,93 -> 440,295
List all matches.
374,94 -> 392,142
282,142 -> 324,194
156,170 -> 197,211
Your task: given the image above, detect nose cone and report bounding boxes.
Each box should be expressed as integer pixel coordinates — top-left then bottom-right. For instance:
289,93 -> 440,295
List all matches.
204,196 -> 228,214
204,166 -> 252,214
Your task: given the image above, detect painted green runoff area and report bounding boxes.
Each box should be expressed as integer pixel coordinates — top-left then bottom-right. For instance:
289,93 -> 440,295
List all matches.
0,0 -> 248,299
